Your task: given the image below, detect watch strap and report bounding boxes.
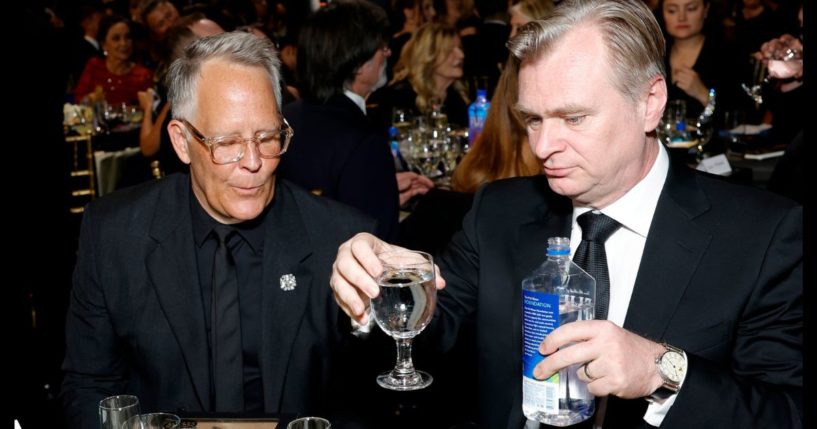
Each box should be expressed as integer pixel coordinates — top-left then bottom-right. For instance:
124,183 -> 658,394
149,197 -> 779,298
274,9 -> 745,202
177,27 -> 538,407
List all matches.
649,343 -> 685,402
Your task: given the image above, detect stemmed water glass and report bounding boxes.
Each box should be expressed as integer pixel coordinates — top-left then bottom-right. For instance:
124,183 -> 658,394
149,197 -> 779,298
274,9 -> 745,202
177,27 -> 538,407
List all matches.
742,35 -> 803,105
371,250 -> 437,391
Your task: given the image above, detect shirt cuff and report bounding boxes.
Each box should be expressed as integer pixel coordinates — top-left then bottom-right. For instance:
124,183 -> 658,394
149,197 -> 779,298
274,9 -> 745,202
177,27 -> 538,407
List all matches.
350,307 -> 375,338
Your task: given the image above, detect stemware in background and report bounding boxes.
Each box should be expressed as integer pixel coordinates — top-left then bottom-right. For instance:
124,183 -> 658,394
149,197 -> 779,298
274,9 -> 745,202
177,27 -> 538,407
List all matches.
723,110 -> 747,156
98,394 -> 140,429
693,88 -> 716,160
428,97 -> 448,129
742,35 -> 803,105
392,108 -> 412,138
122,412 -> 181,429
287,417 -> 332,429
371,250 -> 437,391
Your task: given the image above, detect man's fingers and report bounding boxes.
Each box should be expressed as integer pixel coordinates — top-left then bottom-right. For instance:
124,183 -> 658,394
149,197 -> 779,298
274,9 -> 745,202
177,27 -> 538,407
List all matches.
533,339 -> 597,380
434,264 -> 446,289
330,261 -> 370,317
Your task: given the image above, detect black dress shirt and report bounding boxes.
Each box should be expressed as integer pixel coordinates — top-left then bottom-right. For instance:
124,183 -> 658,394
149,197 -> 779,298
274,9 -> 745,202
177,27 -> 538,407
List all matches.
191,191 -> 275,412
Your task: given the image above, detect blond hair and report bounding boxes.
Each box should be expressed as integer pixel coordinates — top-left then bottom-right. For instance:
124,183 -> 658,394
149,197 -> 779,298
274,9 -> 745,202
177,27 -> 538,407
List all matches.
392,22 -> 468,114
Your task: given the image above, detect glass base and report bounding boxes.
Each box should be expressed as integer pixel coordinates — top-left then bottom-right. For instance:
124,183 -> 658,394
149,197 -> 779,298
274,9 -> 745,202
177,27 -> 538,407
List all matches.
376,369 -> 433,391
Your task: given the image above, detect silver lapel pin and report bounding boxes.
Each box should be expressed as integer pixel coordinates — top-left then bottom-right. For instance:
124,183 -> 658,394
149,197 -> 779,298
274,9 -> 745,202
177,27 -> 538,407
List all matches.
280,274 -> 297,291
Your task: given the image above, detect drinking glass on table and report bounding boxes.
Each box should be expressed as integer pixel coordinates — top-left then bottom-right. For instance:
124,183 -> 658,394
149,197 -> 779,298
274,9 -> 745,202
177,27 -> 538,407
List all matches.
122,412 -> 181,429
371,250 -> 437,391
98,394 -> 140,429
287,416 -> 332,429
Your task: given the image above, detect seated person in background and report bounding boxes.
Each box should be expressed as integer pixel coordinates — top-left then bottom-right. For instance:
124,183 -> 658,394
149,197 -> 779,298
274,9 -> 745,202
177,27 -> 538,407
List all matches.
369,22 -> 470,130
74,14 -> 153,106
753,5 -> 803,148
140,0 -> 180,65
461,0 -> 511,94
451,57 -> 540,193
137,14 -> 225,176
758,17 -> 803,204
659,0 -> 743,119
68,2 -> 104,89
280,0 -> 432,243
61,32 -> 377,427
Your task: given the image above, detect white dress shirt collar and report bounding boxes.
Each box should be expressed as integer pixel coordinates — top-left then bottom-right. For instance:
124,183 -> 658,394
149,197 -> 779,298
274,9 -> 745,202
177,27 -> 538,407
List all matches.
343,89 -> 367,115
572,141 -> 669,238
84,35 -> 99,51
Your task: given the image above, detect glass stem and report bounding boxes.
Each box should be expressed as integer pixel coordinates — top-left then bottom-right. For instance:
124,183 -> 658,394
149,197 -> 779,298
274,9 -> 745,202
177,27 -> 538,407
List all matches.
393,337 -> 416,375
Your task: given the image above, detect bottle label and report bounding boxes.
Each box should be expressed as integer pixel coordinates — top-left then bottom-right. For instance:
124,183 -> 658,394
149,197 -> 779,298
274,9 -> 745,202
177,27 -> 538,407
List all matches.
522,290 -> 560,413
522,290 -> 559,376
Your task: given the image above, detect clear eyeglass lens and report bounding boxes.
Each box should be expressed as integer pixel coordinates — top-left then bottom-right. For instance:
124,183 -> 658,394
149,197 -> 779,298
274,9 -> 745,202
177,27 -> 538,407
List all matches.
210,132 -> 286,163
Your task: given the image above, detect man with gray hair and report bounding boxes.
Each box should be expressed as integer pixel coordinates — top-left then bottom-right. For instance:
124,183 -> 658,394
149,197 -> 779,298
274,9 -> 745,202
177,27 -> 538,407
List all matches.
329,0 -> 802,427
62,32 -> 376,427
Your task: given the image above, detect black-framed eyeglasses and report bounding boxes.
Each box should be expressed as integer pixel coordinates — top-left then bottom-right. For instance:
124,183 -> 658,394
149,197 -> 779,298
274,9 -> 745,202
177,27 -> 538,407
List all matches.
180,118 -> 294,165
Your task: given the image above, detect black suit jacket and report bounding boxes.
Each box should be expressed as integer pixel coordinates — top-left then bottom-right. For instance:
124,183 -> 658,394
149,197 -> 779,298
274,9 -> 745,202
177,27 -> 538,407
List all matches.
280,95 -> 399,242
61,174 -> 376,428
430,161 -> 802,428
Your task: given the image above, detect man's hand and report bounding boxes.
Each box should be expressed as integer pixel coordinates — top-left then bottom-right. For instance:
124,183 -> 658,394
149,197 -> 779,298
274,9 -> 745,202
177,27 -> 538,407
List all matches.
330,233 -> 445,324
533,320 -> 666,399
396,172 -> 434,206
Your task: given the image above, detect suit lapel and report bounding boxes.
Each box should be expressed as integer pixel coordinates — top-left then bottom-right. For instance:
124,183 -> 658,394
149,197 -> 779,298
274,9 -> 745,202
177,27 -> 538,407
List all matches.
260,183 -> 314,411
145,176 -> 211,408
623,164 -> 712,340
512,185 -> 573,334
507,184 -> 573,425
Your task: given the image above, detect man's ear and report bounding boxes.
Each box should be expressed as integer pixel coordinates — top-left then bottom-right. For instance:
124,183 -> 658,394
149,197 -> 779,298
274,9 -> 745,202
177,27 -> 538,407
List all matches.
167,119 -> 192,165
643,75 -> 668,133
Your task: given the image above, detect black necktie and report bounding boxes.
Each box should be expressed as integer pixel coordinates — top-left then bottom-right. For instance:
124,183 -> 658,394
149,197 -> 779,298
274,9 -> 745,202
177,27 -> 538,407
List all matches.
573,212 -> 621,320
211,225 -> 244,411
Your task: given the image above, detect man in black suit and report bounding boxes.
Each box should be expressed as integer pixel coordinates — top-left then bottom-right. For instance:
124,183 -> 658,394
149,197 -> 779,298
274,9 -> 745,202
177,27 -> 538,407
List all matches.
61,32 -> 376,427
69,2 -> 104,87
329,0 -> 802,427
279,0 -> 433,243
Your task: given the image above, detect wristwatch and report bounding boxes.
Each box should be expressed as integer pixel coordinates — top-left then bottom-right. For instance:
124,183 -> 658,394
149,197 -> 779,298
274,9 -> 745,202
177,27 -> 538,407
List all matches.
650,343 -> 686,401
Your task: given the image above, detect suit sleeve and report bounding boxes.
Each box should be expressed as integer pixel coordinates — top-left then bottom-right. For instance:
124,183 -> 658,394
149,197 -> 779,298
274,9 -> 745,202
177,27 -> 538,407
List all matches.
664,205 -> 803,428
60,205 -> 128,428
424,184 -> 484,353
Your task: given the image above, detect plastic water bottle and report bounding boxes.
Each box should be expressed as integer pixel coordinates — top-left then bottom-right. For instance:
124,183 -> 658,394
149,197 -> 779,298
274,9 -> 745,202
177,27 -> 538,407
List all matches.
695,88 -> 716,146
388,125 -> 407,171
468,89 -> 490,144
670,120 -> 691,143
521,237 -> 595,426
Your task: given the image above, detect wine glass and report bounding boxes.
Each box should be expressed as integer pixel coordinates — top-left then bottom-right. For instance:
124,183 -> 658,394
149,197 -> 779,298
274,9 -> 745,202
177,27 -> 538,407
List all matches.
287,417 -> 332,429
371,250 -> 437,391
742,35 -> 803,105
98,394 -> 140,429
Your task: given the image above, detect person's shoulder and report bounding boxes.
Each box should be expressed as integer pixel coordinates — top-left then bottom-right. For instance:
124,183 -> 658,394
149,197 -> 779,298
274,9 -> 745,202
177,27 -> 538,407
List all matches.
680,169 -> 802,229
479,175 -> 553,202
85,174 -> 185,224
285,95 -> 361,123
281,179 -> 375,229
692,169 -> 799,210
471,175 -> 566,219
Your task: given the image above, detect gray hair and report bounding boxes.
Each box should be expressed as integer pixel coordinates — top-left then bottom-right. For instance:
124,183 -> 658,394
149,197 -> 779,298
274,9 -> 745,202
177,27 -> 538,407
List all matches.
508,0 -> 665,103
167,31 -> 282,120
